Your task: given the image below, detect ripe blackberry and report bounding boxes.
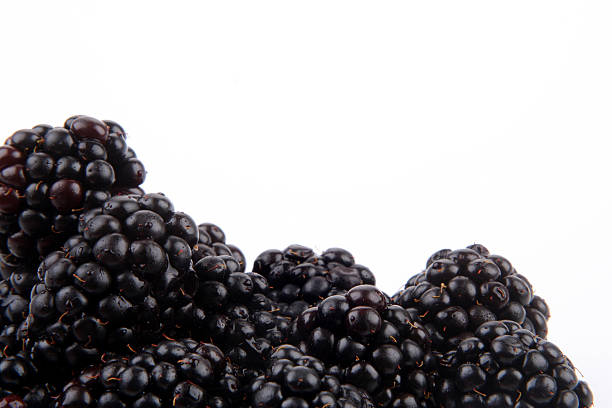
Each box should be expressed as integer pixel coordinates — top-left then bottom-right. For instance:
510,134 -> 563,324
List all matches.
10,193 -> 198,391
0,116 -> 146,270
56,339 -> 240,408
253,245 -> 376,318
294,285 -> 434,407
392,245 -> 550,351
433,320 -> 594,408
249,344 -> 376,408
192,222 -> 246,271
0,116 -> 147,368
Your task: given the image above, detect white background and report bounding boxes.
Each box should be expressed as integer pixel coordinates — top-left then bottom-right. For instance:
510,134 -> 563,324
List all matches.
0,1 -> 609,405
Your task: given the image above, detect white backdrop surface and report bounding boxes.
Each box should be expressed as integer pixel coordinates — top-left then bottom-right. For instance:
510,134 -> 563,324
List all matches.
0,1 -> 610,405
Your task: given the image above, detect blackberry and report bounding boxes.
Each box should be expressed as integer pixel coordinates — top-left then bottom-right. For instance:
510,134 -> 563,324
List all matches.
56,339 -> 240,408
392,245 -> 550,351
253,245 -> 376,318
294,285 -> 434,407
249,344 -> 375,408
0,116 -> 146,270
432,320 -> 594,408
192,223 -> 246,271
10,193 -> 197,391
0,116 -> 146,368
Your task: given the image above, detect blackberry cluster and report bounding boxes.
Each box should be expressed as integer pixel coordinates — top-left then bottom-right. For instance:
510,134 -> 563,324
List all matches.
1,116 -> 146,275
0,116 -> 596,407
14,193 -> 198,387
433,320 -> 593,408
392,245 -> 550,351
253,245 -> 376,318
249,344 -> 375,408
0,116 -> 147,380
295,285 -> 434,407
56,339 -> 240,408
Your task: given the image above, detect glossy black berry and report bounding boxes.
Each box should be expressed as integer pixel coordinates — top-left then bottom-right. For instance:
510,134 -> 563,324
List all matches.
0,115 -> 147,272
253,245 -> 376,319
432,321 -> 594,408
3,193 -> 207,393
393,245 -> 550,351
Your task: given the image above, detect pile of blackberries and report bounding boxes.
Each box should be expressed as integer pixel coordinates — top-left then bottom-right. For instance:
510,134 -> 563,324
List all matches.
0,117 -> 594,407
